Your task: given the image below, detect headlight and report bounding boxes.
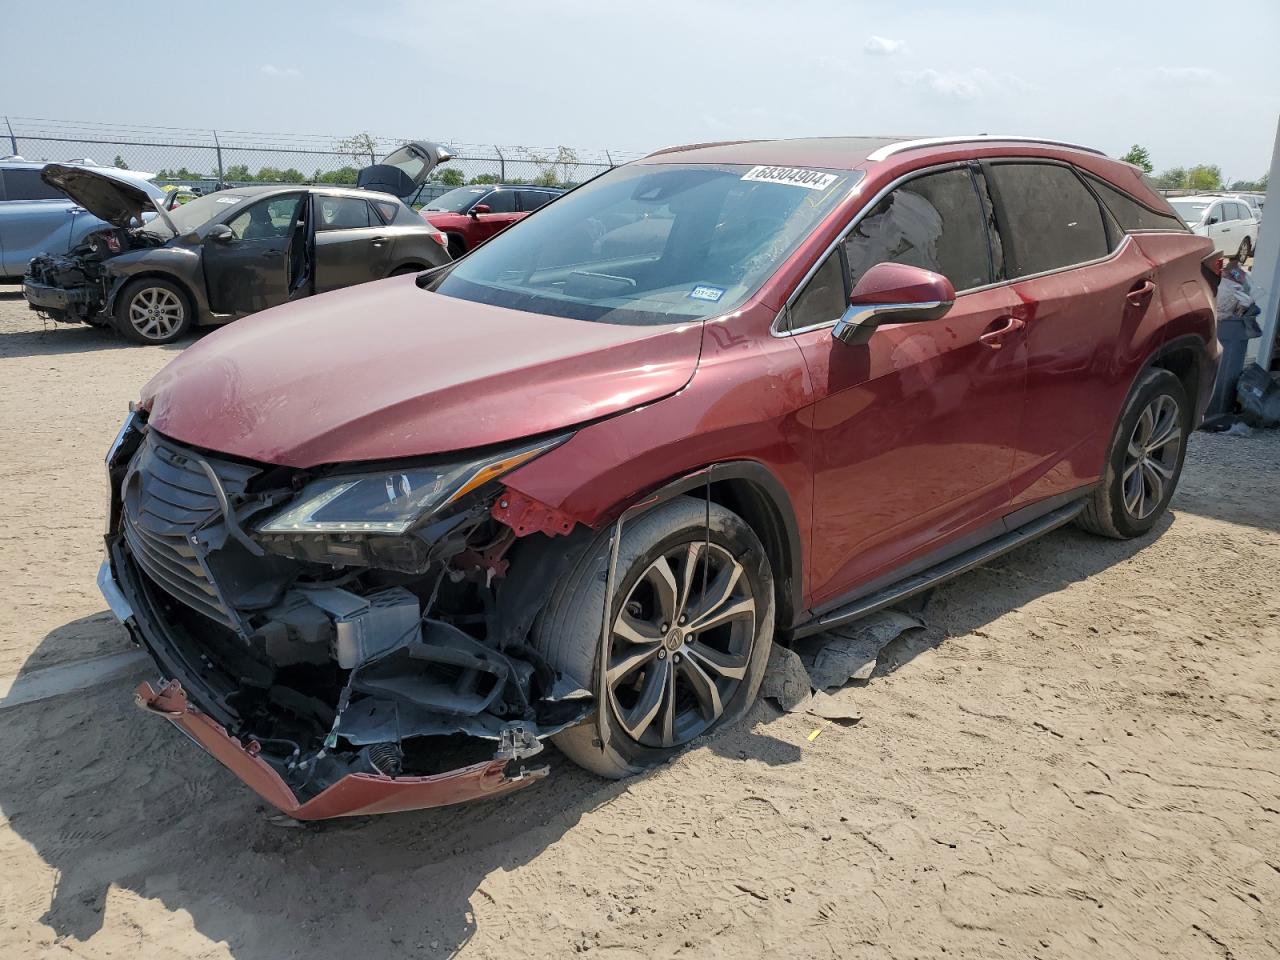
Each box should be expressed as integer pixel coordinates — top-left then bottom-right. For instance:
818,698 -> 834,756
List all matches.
257,436 -> 565,536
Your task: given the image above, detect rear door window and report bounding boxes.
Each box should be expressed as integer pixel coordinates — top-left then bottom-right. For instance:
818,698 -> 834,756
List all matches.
315,195 -> 373,231
519,190 -> 555,212
984,163 -> 1110,278
843,167 -> 992,293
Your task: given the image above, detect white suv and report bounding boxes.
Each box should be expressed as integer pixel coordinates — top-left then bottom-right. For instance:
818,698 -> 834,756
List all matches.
1167,195 -> 1260,261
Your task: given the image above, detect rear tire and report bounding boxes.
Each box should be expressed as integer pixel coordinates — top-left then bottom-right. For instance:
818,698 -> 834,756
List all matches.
1076,367 -> 1189,539
113,277 -> 194,345
1237,237 -> 1252,262
534,496 -> 775,779
388,264 -> 423,277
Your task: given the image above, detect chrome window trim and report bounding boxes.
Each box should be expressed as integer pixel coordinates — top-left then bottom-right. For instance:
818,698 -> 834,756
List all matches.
771,157 -> 1138,339
866,136 -> 1106,163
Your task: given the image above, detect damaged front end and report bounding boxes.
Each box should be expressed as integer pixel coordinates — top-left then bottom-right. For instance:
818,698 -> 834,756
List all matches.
25,228 -> 165,324
102,410 -> 594,819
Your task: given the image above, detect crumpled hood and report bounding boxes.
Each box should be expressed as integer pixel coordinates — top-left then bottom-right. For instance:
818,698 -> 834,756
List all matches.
141,275 -> 704,467
40,164 -> 173,231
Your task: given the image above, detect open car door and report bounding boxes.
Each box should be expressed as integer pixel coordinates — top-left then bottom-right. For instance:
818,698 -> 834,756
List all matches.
203,192 -> 312,316
356,141 -> 454,201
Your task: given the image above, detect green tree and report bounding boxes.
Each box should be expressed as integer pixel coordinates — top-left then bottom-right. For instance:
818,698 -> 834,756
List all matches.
1186,164 -> 1222,191
1230,173 -> 1269,191
1119,144 -> 1153,173
431,167 -> 464,187
112,154 -> 128,170
316,166 -> 360,185
469,173 -> 501,185
279,167 -> 306,183
1153,167 -> 1185,190
225,163 -> 251,182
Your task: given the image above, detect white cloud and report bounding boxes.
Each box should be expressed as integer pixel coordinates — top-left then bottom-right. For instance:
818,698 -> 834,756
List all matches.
260,64 -> 301,78
864,35 -> 904,56
1154,66 -> 1219,81
896,67 -> 1032,102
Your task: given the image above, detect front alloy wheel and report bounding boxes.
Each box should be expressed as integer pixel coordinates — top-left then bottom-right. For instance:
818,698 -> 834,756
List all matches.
534,496 -> 776,778
608,541 -> 756,748
114,278 -> 193,345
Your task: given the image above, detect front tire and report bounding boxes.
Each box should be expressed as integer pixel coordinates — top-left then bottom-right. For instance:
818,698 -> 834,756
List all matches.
1076,367 -> 1189,539
113,278 -> 193,345
534,496 -> 775,779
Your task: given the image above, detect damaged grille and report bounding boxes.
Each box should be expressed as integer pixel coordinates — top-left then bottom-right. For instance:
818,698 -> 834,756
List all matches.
120,431 -> 261,631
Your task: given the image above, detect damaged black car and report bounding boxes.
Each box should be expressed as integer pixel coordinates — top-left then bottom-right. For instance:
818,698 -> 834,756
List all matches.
23,142 -> 454,344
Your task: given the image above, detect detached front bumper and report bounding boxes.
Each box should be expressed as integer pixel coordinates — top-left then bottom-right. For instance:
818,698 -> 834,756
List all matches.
134,677 -> 545,819
23,279 -> 98,314
99,558 -> 548,820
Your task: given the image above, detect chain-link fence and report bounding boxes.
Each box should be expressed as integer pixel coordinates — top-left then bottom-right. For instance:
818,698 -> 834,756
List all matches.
1,116 -> 647,204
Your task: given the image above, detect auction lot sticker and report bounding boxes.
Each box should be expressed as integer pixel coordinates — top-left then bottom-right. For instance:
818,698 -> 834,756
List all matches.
741,166 -> 838,190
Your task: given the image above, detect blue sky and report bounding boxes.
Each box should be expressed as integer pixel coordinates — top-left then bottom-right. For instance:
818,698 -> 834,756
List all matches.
3,0 -> 1278,179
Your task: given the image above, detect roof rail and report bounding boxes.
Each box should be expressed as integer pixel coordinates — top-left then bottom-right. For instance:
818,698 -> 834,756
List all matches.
644,139 -> 766,158
866,135 -> 1107,162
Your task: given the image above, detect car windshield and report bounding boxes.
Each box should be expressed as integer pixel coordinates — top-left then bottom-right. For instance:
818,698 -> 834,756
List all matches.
426,162 -> 859,325
1169,199 -> 1210,225
141,191 -> 249,236
423,186 -> 490,212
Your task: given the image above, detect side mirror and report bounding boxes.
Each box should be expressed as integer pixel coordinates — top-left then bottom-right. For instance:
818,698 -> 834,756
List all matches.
470,203 -> 491,218
1206,216 -> 1219,225
832,262 -> 955,346
206,223 -> 235,243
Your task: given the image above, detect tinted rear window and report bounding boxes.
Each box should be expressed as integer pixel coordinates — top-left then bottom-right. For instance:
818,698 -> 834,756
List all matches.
1084,175 -> 1186,232
986,163 -> 1110,278
1,168 -> 66,201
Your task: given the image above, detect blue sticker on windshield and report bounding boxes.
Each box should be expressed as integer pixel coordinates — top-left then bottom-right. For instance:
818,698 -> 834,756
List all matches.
689,284 -> 725,303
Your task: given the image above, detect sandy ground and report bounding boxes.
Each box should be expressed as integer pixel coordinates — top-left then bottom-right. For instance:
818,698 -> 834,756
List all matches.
1,287 -> 1278,960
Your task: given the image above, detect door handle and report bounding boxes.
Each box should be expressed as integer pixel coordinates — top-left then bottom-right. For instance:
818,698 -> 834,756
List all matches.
1221,227 -> 1231,233
370,236 -> 388,246
978,316 -> 1025,349
1126,280 -> 1156,305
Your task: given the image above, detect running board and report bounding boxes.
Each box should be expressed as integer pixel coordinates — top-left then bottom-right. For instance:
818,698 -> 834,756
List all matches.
794,500 -> 1086,639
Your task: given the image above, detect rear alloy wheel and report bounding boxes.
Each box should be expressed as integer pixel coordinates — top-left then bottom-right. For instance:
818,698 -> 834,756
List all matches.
1121,394 -> 1182,521
534,496 -> 775,778
1238,237 -> 1252,263
115,278 -> 193,345
1076,367 -> 1189,539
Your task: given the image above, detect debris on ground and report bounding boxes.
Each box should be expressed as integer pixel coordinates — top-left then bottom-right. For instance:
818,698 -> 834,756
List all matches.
761,609 -> 924,720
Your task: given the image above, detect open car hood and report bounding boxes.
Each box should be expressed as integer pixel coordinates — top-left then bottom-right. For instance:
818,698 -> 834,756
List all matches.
40,163 -> 178,234
357,141 -> 454,200
140,275 -> 704,467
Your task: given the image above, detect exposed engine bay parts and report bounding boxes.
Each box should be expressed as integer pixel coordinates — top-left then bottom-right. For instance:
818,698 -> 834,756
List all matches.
105,411 -> 601,816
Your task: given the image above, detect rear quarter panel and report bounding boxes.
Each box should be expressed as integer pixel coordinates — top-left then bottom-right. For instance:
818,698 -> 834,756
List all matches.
1132,232 -> 1219,421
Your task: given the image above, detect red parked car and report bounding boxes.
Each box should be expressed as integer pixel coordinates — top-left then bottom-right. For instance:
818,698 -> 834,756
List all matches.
418,183 -> 563,258
101,135 -> 1218,819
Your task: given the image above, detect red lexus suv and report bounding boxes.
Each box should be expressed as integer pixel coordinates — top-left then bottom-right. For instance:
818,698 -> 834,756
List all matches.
101,135 -> 1219,819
